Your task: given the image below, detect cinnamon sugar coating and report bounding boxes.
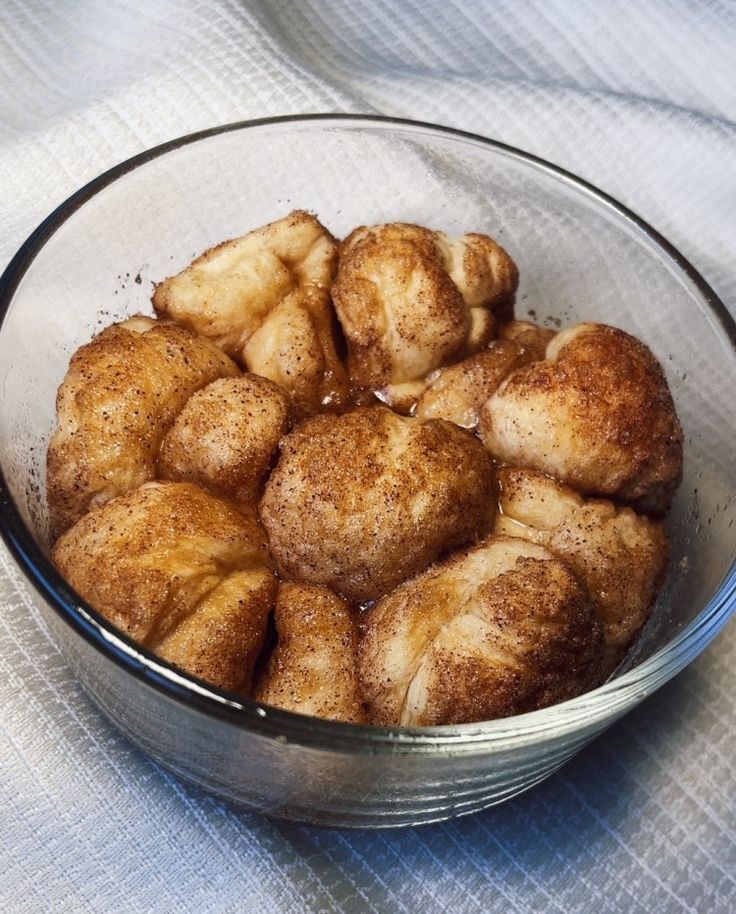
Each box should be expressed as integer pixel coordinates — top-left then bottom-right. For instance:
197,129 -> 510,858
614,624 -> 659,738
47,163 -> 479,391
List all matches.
255,583 -> 367,723
359,535 -> 604,726
158,373 -> 289,507
52,481 -> 275,693
332,222 -> 518,394
153,210 -> 349,416
479,323 -> 683,512
47,316 -> 239,537
495,467 -> 668,674
260,406 -> 497,602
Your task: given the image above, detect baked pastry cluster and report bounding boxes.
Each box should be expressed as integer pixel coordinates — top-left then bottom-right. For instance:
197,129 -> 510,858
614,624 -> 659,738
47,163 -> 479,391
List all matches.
47,211 -> 682,727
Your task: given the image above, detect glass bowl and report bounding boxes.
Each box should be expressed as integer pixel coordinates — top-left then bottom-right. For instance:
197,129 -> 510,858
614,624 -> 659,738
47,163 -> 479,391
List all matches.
1,115 -> 734,829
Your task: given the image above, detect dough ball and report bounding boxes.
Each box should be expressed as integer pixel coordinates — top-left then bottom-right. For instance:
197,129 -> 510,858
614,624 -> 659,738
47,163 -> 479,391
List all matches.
359,535 -> 604,726
498,319 -> 555,360
414,339 -> 536,428
332,222 -> 518,391
52,481 -> 275,693
47,317 -> 239,536
158,374 -> 289,507
153,210 -> 349,415
495,467 -> 668,673
260,406 -> 497,602
478,323 -> 683,512
255,583 -> 367,723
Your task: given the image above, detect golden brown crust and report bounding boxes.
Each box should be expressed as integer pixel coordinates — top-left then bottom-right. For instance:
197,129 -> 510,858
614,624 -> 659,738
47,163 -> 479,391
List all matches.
478,323 -> 683,512
332,222 -> 518,391
158,374 -> 289,507
260,406 -> 497,602
52,481 -> 275,693
358,535 -> 604,726
414,339 -> 535,428
255,583 -> 367,723
46,319 -> 239,537
495,467 -> 668,674
333,223 -> 468,389
436,230 -> 519,326
155,569 -> 275,690
153,210 -> 349,416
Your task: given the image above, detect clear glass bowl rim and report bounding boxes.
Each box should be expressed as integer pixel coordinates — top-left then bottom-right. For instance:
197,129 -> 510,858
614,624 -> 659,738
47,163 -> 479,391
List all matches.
0,113 -> 734,755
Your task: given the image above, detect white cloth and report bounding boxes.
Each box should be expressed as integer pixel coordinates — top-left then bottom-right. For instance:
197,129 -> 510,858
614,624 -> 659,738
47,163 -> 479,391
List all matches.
1,1 -> 734,911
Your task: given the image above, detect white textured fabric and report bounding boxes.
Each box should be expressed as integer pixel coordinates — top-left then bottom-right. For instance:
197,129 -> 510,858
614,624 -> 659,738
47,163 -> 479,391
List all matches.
1,1 -> 734,911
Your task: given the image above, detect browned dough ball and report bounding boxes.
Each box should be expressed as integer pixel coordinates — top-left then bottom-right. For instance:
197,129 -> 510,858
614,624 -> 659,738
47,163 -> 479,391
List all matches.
52,481 -> 275,693
478,323 -> 683,512
332,222 -> 518,395
255,583 -> 367,723
46,316 -> 239,537
414,339 -> 536,428
259,406 -> 497,602
153,210 -> 349,416
495,467 -> 668,674
158,374 -> 290,507
359,534 -> 604,727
